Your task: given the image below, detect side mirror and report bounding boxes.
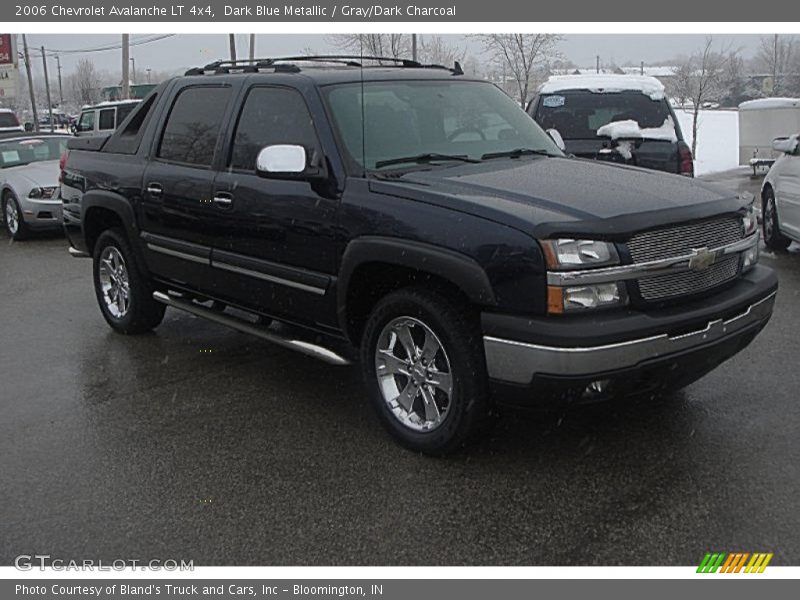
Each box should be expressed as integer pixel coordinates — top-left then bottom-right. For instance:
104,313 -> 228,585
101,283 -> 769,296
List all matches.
772,135 -> 799,155
256,144 -> 324,179
547,128 -> 566,152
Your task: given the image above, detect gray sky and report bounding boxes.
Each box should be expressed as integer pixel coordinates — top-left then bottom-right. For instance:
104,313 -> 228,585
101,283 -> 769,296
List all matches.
20,33 -> 765,79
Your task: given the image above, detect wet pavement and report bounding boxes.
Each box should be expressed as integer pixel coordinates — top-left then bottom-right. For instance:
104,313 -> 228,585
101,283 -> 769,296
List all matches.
1,227 -> 799,566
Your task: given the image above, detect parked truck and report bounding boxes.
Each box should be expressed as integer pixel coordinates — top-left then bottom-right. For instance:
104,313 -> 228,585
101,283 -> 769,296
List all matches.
61,56 -> 777,454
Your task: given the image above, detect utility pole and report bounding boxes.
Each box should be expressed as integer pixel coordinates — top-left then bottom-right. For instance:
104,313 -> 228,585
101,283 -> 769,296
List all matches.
41,47 -> 54,132
229,34 -> 237,62
249,34 -> 255,61
412,34 -> 417,62
130,57 -> 136,85
146,68 -> 152,83
596,55 -> 600,74
122,34 -> 130,100
22,35 -> 38,132
55,54 -> 63,106
640,60 -> 644,75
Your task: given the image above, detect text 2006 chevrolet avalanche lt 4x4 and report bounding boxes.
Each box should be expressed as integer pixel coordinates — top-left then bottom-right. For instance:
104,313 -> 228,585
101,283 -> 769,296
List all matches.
61,56 -> 777,454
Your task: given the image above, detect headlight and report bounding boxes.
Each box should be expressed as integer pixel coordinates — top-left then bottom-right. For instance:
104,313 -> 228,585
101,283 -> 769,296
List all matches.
28,186 -> 57,199
548,282 -> 627,314
742,205 -> 758,237
540,238 -> 620,270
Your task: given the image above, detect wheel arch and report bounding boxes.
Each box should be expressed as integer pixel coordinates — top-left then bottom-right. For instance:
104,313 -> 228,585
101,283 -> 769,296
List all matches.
81,191 -> 148,273
337,236 -> 496,344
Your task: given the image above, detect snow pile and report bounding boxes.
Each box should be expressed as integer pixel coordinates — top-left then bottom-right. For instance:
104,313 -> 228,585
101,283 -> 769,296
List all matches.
539,75 -> 666,100
738,97 -> 800,111
674,109 -> 739,176
596,117 -> 678,142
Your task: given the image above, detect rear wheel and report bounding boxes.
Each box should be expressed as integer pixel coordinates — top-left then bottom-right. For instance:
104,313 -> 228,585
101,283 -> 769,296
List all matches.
93,228 -> 165,334
360,287 -> 492,455
3,192 -> 29,241
763,188 -> 791,251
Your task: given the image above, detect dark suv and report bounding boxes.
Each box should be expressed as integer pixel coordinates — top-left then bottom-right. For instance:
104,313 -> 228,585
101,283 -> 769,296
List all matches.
528,75 -> 694,176
61,57 -> 776,454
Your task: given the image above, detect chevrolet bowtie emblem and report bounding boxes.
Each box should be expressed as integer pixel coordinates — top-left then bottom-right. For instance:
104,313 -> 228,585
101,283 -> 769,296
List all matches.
688,247 -> 717,271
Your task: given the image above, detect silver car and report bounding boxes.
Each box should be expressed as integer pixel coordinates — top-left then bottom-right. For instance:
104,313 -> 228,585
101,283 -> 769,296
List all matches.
1,133 -> 70,240
762,132 -> 800,250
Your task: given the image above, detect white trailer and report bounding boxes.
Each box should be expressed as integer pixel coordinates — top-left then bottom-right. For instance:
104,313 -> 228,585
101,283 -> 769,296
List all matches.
739,98 -> 800,171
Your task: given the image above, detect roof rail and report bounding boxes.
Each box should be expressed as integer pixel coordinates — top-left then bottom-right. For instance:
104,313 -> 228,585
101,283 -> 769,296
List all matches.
184,55 -> 464,76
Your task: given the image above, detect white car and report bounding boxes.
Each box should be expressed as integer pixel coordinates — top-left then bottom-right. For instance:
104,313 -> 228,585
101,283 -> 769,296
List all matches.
762,133 -> 800,250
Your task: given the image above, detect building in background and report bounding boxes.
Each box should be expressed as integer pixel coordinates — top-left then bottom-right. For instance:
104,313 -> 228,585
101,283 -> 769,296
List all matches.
0,34 -> 19,106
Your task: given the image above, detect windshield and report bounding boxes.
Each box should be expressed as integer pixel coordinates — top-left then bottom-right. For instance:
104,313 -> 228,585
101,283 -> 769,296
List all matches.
534,90 -> 675,141
323,79 -> 562,171
0,137 -> 68,169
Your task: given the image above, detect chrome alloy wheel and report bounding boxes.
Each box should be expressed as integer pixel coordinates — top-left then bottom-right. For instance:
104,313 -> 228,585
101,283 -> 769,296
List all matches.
375,316 -> 453,432
764,196 -> 775,239
5,200 -> 19,235
98,246 -> 131,318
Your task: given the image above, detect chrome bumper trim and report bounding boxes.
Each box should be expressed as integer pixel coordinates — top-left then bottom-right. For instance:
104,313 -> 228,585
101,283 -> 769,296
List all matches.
546,233 -> 759,286
483,291 -> 776,384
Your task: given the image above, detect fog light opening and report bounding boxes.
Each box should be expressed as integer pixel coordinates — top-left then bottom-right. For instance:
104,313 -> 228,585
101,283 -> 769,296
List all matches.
583,379 -> 611,400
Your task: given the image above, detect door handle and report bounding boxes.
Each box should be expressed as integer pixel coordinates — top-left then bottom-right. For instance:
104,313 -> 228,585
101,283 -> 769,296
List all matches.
146,183 -> 163,196
213,194 -> 233,207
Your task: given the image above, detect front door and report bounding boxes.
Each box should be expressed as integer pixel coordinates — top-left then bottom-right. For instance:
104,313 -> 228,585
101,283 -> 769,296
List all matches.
208,85 -> 341,328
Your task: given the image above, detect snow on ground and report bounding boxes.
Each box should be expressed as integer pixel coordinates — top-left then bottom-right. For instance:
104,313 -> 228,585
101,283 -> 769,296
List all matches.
674,109 -> 739,176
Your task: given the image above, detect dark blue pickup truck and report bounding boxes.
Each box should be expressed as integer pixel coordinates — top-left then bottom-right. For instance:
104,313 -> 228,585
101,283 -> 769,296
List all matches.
60,56 -> 776,454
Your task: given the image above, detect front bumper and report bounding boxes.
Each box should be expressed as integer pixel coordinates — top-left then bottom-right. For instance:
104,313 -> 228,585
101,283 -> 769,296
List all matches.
483,265 -> 777,387
20,197 -> 62,229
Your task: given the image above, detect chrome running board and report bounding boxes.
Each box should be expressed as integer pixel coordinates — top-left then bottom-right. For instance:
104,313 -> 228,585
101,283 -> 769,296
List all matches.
152,291 -> 352,366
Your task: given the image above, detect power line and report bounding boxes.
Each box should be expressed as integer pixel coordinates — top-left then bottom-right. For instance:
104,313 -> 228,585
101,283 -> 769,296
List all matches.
40,34 -> 176,56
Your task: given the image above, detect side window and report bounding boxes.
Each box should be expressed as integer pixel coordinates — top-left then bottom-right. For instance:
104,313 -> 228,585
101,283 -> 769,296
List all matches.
229,87 -> 320,171
115,103 -> 136,126
77,111 -> 95,133
158,86 -> 231,167
98,108 -> 115,130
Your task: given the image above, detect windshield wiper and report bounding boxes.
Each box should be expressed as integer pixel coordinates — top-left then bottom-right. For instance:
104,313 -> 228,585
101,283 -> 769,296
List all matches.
374,153 -> 481,169
481,148 -> 555,160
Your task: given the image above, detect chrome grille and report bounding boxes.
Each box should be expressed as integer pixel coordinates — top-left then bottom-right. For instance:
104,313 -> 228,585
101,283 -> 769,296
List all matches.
627,216 -> 743,263
627,216 -> 744,302
638,255 -> 740,301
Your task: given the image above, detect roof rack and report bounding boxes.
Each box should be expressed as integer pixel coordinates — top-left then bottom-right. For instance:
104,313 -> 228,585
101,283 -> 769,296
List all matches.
184,55 -> 464,76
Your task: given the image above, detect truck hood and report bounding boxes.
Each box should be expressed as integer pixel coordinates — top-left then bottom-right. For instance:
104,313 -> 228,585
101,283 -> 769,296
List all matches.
369,156 -> 747,239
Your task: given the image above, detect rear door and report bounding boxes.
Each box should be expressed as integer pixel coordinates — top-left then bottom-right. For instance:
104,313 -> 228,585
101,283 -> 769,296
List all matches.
206,83 -> 341,327
139,82 -> 236,288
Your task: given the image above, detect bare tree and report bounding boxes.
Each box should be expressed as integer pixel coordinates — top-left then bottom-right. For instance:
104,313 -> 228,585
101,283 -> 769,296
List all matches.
474,34 -> 562,107
670,37 -> 732,157
416,35 -> 465,67
328,34 -> 409,60
67,58 -> 101,106
755,34 -> 795,96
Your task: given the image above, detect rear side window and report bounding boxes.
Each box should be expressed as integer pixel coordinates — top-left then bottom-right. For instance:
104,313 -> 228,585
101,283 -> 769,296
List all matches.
116,103 -> 137,125
98,108 -> 115,130
0,112 -> 19,127
158,86 -> 231,166
229,87 -> 320,171
533,91 -> 674,140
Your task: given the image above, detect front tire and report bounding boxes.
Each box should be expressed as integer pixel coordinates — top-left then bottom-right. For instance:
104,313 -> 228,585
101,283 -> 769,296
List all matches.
763,188 -> 791,251
360,287 -> 491,455
3,192 -> 29,241
93,228 -> 165,334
